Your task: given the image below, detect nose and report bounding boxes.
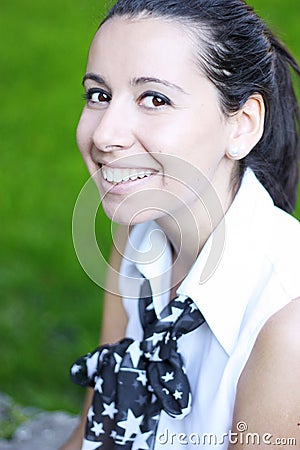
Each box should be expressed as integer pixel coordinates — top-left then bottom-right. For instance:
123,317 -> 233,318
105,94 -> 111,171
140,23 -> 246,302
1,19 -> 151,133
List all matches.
92,100 -> 135,152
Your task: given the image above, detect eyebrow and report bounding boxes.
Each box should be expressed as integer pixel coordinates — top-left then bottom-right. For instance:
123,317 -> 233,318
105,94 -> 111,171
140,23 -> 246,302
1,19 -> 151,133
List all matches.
82,73 -> 188,95
82,73 -> 107,86
131,77 -> 188,95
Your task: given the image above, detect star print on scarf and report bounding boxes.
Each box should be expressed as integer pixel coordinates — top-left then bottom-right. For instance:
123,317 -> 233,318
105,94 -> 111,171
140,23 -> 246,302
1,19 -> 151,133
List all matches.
71,278 -> 205,449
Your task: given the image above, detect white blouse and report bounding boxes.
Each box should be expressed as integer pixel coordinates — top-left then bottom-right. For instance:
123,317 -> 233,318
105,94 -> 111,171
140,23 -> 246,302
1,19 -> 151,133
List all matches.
119,169 -> 300,449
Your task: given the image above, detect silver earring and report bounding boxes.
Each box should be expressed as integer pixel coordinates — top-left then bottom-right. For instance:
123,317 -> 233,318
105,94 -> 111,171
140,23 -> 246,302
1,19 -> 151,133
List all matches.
228,146 -> 242,158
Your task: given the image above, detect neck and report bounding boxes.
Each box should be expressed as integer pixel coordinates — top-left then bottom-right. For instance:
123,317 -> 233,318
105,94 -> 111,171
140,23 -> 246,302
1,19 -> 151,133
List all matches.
156,160 -> 236,289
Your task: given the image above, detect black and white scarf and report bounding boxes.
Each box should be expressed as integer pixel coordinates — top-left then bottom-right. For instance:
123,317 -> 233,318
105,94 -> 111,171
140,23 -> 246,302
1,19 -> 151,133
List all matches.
71,278 -> 205,450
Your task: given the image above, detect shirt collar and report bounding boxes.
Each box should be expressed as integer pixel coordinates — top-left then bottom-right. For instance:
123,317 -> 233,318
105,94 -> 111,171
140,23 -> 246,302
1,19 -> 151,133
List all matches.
177,169 -> 274,355
119,220 -> 173,316
120,169 -> 274,355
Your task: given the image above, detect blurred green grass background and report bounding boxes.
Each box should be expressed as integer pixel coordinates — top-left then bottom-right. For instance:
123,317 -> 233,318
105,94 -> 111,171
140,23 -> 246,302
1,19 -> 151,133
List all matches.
0,0 -> 299,414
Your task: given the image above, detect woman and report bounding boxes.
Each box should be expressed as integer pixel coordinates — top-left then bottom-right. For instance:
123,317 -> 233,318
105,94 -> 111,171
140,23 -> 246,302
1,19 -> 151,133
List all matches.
62,0 -> 300,449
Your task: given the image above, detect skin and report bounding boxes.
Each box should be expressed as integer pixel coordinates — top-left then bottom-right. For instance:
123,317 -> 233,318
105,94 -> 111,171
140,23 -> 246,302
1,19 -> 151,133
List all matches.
61,16 -> 300,450
229,299 -> 300,450
76,15 -> 264,286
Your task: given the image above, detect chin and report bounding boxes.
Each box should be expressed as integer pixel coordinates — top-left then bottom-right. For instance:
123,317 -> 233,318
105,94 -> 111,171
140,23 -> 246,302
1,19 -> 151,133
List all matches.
102,202 -> 167,225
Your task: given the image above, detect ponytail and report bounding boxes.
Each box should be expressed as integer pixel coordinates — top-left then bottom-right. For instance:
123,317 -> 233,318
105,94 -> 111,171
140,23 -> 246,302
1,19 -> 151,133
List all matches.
242,36 -> 300,212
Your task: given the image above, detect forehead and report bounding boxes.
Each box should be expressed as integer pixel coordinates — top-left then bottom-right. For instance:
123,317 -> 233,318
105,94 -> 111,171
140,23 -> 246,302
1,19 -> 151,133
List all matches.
87,16 -> 198,79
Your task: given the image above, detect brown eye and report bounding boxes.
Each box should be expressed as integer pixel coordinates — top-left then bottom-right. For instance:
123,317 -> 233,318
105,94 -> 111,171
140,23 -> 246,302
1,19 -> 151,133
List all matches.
91,91 -> 111,103
152,96 -> 166,107
139,92 -> 171,109
84,88 -> 112,105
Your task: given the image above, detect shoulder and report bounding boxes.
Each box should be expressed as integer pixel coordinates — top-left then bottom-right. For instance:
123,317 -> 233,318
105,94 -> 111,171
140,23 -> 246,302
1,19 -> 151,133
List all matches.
257,296 -> 300,349
230,298 -> 300,448
240,296 -> 300,383
248,298 -> 300,378
241,296 -> 300,385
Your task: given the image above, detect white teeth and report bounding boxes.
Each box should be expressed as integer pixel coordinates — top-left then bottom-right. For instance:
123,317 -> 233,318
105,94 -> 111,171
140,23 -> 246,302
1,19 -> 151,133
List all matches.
106,169 -> 114,182
101,167 -> 154,184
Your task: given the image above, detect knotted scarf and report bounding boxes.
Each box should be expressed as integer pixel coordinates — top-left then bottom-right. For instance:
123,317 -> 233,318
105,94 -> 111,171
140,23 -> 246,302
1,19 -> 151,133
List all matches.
71,278 -> 205,449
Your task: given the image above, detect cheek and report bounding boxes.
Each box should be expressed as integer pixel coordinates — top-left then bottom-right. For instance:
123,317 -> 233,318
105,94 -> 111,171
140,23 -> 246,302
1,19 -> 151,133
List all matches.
76,111 -> 102,177
140,112 -> 227,196
138,114 -> 215,166
76,110 -> 96,156
167,111 -> 227,170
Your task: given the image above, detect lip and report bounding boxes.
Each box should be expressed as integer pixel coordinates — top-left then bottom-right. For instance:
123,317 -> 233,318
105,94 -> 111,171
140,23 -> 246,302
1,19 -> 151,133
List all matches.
100,164 -> 156,171
97,162 -> 156,170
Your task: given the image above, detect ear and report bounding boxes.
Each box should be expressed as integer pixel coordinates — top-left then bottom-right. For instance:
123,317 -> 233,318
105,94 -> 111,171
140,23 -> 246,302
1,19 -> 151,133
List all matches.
226,94 -> 265,160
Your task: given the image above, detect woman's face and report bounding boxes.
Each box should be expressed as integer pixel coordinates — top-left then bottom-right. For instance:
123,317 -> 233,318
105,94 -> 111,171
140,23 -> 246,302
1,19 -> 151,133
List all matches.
77,16 -> 235,224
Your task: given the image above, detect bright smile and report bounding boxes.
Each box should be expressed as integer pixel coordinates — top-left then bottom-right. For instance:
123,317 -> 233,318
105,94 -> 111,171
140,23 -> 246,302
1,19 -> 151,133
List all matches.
101,166 -> 157,184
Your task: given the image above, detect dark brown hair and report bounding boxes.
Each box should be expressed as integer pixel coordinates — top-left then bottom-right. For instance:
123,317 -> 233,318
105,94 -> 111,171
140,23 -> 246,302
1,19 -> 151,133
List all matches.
102,0 -> 300,212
